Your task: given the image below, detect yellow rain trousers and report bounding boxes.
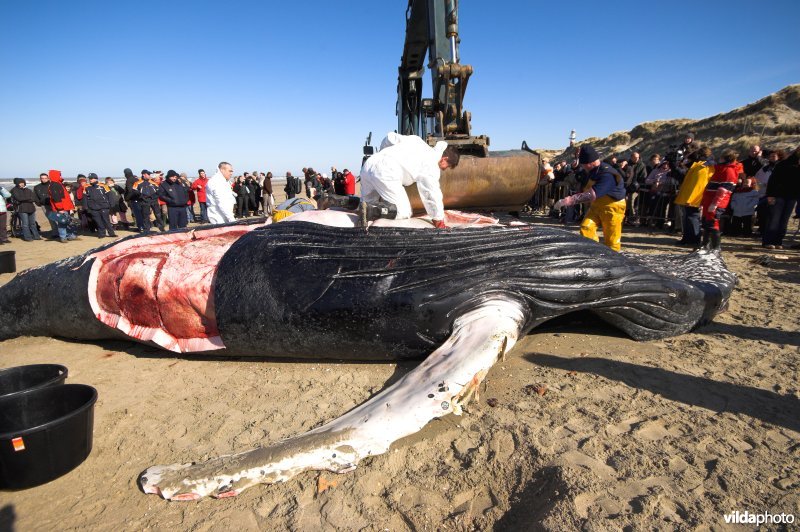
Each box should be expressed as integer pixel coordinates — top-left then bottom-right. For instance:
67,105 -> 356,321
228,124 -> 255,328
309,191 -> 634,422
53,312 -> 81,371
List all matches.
580,196 -> 626,251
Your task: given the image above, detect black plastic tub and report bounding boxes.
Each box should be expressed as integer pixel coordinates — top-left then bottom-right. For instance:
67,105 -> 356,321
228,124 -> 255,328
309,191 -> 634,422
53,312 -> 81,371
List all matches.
0,364 -> 68,399
0,250 -> 15,274
0,384 -> 97,490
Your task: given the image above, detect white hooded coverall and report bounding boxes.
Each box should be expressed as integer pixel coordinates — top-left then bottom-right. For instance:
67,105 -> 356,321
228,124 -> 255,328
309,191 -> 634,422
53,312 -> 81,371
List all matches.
360,133 -> 448,220
205,170 -> 236,224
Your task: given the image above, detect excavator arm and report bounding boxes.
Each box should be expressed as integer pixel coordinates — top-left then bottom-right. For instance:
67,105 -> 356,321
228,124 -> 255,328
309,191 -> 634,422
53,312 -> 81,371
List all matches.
397,0 -> 488,157
361,0 -> 541,214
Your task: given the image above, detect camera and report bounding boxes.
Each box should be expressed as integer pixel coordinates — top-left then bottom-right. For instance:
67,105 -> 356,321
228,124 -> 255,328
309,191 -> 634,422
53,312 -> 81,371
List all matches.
665,144 -> 685,166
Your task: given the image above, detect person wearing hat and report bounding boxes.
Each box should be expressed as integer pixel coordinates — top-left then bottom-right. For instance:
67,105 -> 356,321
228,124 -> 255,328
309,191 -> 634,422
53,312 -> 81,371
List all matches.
81,173 -> 117,239
158,169 -> 190,230
45,170 -> 78,242
554,144 -> 627,251
132,170 -> 166,234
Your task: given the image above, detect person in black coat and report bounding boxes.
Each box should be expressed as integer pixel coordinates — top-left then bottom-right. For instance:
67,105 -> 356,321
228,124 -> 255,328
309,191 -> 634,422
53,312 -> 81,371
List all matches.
333,171 -> 346,195
232,175 -> 250,217
33,173 -> 58,237
134,173 -> 165,234
10,178 -> 42,241
158,170 -> 190,230
762,146 -> 800,248
284,171 -> 301,199
124,168 -> 145,231
81,173 -> 117,238
244,174 -> 259,216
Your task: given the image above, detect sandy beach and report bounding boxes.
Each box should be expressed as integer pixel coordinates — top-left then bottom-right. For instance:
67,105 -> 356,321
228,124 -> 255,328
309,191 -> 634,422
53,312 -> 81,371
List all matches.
1,211 -> 798,530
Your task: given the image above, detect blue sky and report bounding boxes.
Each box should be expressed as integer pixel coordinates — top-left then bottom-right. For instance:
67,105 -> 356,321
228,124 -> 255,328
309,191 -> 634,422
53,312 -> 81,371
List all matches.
1,0 -> 798,179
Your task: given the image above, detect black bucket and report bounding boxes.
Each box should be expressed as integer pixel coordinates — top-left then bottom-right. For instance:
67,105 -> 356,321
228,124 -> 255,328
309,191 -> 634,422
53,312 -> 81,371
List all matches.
0,384 -> 97,490
0,364 -> 68,399
0,250 -> 15,274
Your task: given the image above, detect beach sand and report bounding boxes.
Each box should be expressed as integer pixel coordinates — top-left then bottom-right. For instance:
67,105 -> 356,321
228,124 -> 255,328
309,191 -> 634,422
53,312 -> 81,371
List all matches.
1,209 -> 798,530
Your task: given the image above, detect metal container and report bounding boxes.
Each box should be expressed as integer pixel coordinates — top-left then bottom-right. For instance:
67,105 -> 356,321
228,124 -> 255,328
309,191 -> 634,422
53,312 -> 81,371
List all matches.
406,149 -> 541,213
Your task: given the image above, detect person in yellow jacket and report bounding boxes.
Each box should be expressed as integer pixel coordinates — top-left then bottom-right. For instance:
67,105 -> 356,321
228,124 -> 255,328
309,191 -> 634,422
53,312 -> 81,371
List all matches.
673,145 -> 714,247
554,145 -> 627,251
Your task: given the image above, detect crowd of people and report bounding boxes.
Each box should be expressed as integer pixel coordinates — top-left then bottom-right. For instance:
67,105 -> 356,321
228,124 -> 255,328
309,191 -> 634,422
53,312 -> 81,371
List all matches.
0,165 -> 357,244
3,132 -> 797,253
539,133 -> 800,251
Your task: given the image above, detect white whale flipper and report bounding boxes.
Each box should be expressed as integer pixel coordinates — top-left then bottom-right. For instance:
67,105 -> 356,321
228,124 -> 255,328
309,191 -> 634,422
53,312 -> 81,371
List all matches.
139,298 -> 526,501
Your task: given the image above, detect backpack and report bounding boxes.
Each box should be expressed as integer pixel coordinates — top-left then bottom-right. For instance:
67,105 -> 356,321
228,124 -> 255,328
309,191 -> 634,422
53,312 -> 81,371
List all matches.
48,182 -> 65,204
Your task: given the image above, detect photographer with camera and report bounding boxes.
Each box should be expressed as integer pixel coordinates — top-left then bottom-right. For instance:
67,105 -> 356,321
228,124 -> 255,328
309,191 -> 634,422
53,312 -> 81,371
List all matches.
742,145 -> 766,180
662,132 -> 696,233
673,132 -> 696,171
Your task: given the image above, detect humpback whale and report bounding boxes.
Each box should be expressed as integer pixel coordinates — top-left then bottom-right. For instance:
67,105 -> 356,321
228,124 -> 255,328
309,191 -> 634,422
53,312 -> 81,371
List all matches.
0,212 -> 736,500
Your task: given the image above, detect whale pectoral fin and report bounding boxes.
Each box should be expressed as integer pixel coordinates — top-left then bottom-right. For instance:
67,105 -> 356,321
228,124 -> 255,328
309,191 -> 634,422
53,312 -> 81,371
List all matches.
139,298 -> 528,501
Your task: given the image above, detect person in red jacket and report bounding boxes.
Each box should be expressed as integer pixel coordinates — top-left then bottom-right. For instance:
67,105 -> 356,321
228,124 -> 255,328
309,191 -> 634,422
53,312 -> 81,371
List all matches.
342,168 -> 356,195
75,175 -> 88,201
701,149 -> 743,250
191,169 -> 210,222
48,170 -> 75,212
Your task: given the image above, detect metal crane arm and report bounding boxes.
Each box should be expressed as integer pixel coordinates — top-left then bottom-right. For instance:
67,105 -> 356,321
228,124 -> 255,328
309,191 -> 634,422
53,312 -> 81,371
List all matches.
397,0 -> 488,156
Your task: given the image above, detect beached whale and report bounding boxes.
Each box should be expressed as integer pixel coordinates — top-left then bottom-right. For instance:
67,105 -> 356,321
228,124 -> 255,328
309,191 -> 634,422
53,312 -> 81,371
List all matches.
0,212 -> 736,500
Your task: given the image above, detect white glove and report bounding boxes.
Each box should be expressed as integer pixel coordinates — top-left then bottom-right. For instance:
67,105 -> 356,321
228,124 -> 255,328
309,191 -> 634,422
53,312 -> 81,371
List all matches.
554,199 -> 564,210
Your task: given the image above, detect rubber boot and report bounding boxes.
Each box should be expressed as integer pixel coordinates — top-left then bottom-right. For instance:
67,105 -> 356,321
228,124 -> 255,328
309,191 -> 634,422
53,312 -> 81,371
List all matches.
356,200 -> 398,228
708,229 -> 721,251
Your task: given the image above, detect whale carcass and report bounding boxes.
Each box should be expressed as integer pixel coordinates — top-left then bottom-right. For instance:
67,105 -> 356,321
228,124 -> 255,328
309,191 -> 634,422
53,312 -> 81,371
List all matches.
0,211 -> 736,500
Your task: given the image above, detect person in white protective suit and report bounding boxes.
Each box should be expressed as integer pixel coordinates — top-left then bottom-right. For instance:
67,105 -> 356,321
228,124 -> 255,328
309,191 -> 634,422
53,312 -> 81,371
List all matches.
205,161 -> 237,224
360,133 -> 460,228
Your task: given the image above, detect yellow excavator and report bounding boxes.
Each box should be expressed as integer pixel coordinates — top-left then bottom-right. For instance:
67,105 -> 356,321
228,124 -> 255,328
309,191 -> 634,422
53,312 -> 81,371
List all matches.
364,0 -> 541,214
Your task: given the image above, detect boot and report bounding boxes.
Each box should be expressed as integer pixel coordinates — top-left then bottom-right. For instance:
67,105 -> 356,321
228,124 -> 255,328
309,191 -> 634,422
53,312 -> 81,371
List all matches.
317,192 -> 361,211
355,199 -> 398,228
708,229 -> 721,251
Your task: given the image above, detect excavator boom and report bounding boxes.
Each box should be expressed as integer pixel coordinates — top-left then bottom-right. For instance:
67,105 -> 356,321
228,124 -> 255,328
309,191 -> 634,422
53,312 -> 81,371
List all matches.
398,0 -> 488,156
387,1 -> 540,214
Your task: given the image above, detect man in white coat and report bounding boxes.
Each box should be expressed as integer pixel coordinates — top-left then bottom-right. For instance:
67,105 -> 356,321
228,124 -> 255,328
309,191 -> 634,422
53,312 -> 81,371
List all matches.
205,161 -> 236,224
360,133 -> 460,228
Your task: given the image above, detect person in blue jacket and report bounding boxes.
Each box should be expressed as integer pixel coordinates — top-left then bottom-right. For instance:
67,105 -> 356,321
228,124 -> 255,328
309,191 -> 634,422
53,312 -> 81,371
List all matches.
555,145 -> 627,250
